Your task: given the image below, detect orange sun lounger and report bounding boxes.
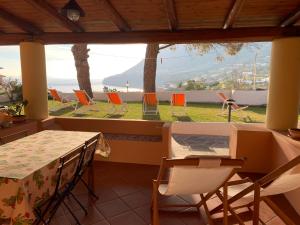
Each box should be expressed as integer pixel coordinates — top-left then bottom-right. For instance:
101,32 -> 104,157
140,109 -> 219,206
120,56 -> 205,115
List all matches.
49,88 -> 63,102
217,92 -> 248,116
48,88 -> 74,110
143,92 -> 159,115
49,88 -> 72,104
73,89 -> 95,110
106,92 -> 127,114
171,93 -> 187,115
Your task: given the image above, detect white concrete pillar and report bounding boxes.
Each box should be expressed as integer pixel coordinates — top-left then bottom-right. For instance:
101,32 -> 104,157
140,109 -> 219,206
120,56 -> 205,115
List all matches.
20,42 -> 48,120
266,38 -> 300,130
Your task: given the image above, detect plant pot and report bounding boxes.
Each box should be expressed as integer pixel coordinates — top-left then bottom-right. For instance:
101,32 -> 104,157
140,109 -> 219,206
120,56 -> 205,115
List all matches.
12,115 -> 26,124
0,112 -> 12,122
288,128 -> 300,140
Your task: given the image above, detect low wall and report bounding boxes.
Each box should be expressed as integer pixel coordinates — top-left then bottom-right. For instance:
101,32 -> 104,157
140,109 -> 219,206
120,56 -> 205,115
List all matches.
0,94 -> 9,103
0,90 -> 268,105
232,90 -> 267,105
59,90 -> 268,106
42,117 -> 171,165
230,123 -> 300,216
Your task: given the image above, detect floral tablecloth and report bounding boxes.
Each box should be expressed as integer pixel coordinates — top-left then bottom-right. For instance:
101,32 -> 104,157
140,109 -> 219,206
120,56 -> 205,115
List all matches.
0,130 -> 109,225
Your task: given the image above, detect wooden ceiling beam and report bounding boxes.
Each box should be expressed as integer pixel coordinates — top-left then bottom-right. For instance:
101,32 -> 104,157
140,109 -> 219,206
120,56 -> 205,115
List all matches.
0,7 -> 42,34
163,0 -> 178,31
1,27 -> 300,45
223,0 -> 245,29
24,0 -> 84,32
97,0 -> 130,32
280,6 -> 300,27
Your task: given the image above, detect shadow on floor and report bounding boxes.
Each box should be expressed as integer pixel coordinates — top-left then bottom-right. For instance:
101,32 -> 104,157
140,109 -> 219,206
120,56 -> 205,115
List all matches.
105,114 -> 124,119
49,162 -> 283,225
49,105 -> 75,116
213,210 -> 253,225
143,113 -> 161,120
172,115 -> 193,122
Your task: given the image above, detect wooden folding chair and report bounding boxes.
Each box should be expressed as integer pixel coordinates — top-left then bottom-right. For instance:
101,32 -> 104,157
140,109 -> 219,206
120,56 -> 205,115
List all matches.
71,134 -> 100,202
143,92 -> 159,115
171,93 -> 187,115
34,144 -> 86,225
217,92 -> 248,117
73,89 -> 96,111
0,130 -> 28,145
152,157 -> 244,225
49,89 -> 74,110
211,155 -> 300,225
106,92 -> 128,115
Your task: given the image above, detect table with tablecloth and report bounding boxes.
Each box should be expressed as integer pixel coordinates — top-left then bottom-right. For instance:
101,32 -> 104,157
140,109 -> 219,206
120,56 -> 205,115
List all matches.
0,130 -> 110,225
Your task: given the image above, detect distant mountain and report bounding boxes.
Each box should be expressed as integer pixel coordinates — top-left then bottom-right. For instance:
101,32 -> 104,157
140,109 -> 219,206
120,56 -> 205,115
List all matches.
103,43 -> 271,89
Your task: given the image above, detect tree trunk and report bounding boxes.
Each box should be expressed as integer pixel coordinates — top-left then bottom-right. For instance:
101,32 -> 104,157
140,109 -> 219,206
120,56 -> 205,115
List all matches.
71,44 -> 93,98
143,43 -> 159,92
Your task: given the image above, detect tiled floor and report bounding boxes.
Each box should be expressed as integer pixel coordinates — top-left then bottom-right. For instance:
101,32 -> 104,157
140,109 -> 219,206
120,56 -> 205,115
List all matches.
50,162 -> 286,225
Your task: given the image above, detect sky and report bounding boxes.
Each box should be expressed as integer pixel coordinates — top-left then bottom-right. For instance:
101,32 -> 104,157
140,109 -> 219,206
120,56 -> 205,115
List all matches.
0,44 -> 146,80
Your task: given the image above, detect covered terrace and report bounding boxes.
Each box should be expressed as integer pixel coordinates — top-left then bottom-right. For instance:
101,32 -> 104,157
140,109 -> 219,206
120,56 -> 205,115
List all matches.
1,0 -> 300,224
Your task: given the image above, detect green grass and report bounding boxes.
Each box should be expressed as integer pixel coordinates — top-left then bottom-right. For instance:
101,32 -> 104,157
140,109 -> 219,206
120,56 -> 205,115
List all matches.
48,100 -> 267,123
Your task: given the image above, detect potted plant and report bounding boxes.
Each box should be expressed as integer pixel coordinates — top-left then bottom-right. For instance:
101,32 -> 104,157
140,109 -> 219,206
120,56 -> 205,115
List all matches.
7,100 -> 28,123
0,78 -> 28,123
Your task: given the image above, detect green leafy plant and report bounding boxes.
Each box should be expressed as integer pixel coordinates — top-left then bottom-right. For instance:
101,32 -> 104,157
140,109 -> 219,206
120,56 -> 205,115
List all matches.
0,78 -> 28,116
103,86 -> 118,92
7,100 -> 28,116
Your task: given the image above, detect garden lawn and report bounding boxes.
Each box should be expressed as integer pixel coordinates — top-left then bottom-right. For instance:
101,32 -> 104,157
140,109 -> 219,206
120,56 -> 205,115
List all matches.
48,100 -> 267,123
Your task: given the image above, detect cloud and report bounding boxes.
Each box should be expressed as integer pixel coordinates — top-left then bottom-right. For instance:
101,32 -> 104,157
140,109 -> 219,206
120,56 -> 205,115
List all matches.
0,44 -> 146,80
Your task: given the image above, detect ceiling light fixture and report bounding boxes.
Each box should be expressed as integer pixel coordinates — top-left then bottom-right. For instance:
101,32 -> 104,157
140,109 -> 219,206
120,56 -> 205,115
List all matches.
61,0 -> 85,22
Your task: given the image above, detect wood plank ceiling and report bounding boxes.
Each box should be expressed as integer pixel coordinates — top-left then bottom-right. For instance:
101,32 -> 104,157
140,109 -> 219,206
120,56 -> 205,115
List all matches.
0,0 -> 300,44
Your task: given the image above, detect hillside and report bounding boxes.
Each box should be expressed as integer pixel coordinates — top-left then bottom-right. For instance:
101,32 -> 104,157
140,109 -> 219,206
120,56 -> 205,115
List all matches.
103,43 -> 271,89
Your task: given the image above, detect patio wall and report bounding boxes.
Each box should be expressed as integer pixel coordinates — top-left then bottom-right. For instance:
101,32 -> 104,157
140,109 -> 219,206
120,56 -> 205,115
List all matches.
230,123 -> 300,215
1,118 -> 300,217
40,117 -> 171,165
56,90 -> 268,106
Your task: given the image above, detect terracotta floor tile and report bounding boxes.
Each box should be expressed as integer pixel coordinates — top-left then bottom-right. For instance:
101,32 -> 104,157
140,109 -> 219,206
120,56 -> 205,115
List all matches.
159,211 -> 187,225
72,181 -> 89,195
139,187 -> 153,198
46,162 -> 293,225
158,195 -> 190,211
179,208 -> 206,225
63,193 -> 94,212
257,202 -> 276,223
92,220 -> 110,225
134,204 -> 152,224
112,183 -> 141,197
213,210 -> 254,225
94,175 -> 125,188
50,215 -> 71,225
94,187 -> 119,204
96,198 -> 131,218
121,191 -> 152,209
109,211 -> 147,225
53,205 -> 66,217
178,194 -> 201,205
65,206 -> 105,225
266,216 -> 286,225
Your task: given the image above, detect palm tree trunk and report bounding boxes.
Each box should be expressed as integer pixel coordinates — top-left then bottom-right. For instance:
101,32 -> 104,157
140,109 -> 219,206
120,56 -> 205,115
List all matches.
143,43 -> 159,93
71,44 -> 93,98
